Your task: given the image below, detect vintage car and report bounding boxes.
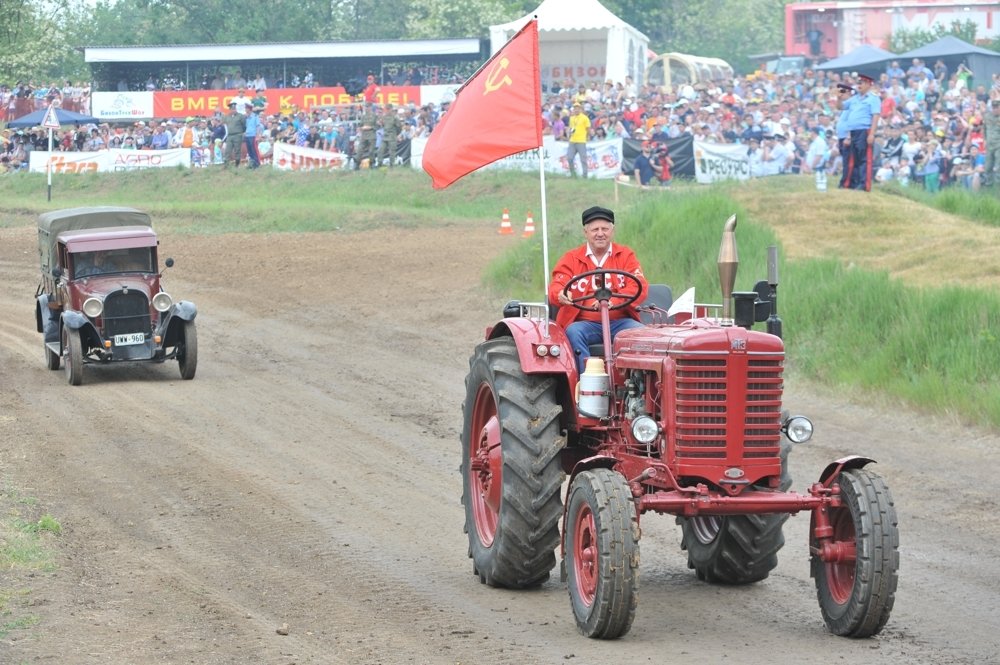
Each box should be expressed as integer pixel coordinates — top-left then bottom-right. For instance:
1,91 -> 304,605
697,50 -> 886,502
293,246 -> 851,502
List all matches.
34,206 -> 198,385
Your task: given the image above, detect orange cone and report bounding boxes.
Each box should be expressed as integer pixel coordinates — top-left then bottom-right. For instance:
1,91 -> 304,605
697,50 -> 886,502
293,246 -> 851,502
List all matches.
522,211 -> 536,238
498,208 -> 514,235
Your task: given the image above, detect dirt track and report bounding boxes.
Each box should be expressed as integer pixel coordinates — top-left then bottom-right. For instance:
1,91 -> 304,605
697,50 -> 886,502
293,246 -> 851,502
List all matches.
1,222 -> 998,664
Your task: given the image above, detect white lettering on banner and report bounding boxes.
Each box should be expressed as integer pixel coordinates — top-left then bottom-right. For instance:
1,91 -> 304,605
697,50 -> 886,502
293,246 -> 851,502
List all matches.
693,141 -> 751,184
272,142 -> 348,171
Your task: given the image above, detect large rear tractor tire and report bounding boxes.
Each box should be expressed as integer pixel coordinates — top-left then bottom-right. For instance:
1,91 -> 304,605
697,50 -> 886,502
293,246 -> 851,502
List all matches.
461,337 -> 564,588
63,326 -> 83,386
677,440 -> 792,584
177,320 -> 198,380
812,467 -> 898,637
565,468 -> 639,639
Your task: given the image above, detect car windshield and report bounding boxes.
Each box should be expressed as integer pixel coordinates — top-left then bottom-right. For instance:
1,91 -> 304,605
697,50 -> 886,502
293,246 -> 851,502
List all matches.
73,248 -> 153,278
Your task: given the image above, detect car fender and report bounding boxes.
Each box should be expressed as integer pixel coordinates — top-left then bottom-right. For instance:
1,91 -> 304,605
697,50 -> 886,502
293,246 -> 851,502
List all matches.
818,455 -> 876,487
487,318 -> 576,376
36,294 -> 60,341
171,300 -> 198,322
61,310 -> 102,350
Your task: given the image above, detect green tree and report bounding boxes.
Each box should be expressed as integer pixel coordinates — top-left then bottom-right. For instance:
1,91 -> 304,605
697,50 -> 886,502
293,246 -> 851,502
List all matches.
0,0 -> 89,84
889,19 -> 980,53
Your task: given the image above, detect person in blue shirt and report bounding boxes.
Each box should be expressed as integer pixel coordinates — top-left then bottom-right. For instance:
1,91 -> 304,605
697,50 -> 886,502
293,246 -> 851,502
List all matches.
838,74 -> 881,191
244,106 -> 262,169
834,83 -> 853,188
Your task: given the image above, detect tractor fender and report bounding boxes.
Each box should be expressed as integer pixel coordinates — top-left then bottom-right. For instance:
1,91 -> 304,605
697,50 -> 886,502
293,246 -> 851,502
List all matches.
819,455 -> 876,487
487,318 -> 576,376
560,454 -> 620,563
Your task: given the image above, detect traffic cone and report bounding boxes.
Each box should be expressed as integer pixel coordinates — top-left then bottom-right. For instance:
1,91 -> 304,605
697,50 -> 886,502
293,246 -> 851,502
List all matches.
498,208 -> 514,235
522,211 -> 536,238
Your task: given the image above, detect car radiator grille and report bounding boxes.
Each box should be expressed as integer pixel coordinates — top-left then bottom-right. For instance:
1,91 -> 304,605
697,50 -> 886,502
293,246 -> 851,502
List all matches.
102,290 -> 151,339
673,355 -> 783,460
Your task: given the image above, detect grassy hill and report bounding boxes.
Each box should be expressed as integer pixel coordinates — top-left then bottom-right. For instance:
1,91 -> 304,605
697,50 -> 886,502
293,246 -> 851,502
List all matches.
2,168 -> 998,428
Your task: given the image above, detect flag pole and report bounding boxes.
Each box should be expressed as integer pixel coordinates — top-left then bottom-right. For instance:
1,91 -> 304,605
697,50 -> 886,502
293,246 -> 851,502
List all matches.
539,142 -> 551,338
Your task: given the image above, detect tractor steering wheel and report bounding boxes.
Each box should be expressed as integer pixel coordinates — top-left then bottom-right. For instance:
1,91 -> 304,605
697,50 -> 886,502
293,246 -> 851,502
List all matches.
562,269 -> 644,312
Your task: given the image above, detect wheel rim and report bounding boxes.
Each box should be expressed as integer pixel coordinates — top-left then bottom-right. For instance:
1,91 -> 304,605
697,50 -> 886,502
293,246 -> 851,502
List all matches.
825,506 -> 856,604
572,501 -> 598,607
690,515 -> 722,545
469,383 -> 502,547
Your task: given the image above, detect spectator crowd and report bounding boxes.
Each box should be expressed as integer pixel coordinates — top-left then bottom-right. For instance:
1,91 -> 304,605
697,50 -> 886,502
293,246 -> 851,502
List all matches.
4,55 -> 1000,189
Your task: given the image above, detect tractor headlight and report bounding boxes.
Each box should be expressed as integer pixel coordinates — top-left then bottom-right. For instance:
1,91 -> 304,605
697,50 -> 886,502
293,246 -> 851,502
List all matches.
152,291 -> 173,312
631,415 -> 659,444
782,415 -> 814,443
82,297 -> 103,318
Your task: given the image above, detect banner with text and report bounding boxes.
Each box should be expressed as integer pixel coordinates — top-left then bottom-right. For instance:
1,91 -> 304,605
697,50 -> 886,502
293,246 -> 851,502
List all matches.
693,140 -> 750,183
29,149 -> 191,173
412,135 -> 623,179
271,142 -> 350,171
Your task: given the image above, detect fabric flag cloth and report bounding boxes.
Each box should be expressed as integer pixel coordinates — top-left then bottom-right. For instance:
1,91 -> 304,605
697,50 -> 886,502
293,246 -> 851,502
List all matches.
423,20 -> 542,189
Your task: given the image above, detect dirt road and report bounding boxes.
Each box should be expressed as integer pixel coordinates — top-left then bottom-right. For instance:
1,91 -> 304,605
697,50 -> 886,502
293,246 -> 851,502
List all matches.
1,223 -> 997,664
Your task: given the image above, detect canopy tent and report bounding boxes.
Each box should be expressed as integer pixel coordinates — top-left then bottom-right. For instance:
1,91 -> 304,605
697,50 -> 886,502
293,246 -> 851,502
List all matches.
816,44 -> 896,75
489,0 -> 648,90
899,36 -> 1000,87
6,107 -> 100,129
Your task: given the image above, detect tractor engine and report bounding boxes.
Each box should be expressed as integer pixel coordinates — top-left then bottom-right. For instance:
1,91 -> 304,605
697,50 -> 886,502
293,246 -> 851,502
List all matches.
614,321 -> 786,495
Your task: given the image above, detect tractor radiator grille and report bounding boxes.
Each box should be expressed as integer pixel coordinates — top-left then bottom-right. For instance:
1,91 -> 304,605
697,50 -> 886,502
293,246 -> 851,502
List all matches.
673,355 -> 783,460
102,290 -> 151,340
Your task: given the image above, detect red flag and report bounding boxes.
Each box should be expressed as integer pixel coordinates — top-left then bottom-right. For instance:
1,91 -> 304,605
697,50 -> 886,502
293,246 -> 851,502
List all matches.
423,20 -> 542,189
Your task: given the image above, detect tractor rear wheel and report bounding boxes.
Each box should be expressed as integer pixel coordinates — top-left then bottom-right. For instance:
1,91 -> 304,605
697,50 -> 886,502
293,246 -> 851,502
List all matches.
565,469 -> 638,639
677,440 -> 791,584
460,337 -> 564,588
812,467 -> 898,637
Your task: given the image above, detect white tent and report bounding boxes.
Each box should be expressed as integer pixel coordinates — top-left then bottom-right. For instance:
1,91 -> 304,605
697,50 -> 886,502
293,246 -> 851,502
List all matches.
489,0 -> 649,90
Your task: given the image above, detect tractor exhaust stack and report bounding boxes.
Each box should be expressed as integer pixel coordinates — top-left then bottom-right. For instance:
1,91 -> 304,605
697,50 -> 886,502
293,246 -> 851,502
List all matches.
717,214 -> 738,321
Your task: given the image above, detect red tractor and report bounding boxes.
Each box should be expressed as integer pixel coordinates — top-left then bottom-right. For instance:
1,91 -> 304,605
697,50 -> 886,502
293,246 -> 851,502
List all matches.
461,215 -> 898,639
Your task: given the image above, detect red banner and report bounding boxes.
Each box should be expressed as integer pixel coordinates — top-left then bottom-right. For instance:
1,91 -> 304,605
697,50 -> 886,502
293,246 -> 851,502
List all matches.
152,86 -> 422,117
422,20 -> 541,189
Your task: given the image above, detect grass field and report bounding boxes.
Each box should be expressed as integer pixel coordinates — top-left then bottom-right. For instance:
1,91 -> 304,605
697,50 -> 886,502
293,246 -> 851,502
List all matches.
2,167 -> 998,428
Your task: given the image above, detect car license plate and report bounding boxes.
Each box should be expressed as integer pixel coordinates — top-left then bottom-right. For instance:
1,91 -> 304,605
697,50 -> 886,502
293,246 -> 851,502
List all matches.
114,333 -> 145,346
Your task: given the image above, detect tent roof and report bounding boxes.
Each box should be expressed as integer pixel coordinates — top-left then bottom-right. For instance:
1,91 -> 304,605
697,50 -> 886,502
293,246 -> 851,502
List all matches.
899,35 -> 1000,59
6,107 -> 101,129
492,0 -> 648,39
816,44 -> 896,71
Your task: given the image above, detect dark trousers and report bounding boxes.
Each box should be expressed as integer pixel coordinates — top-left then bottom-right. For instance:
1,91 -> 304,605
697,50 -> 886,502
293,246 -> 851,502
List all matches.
838,138 -> 852,188
848,129 -> 872,191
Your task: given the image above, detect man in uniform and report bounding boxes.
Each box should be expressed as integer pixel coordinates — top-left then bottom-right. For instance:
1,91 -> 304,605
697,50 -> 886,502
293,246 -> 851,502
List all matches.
377,103 -> 402,168
357,102 -> 379,169
838,74 -> 880,191
223,101 -> 247,167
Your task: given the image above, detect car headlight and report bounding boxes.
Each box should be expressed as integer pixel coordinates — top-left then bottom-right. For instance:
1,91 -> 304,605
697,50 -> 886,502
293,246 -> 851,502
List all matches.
631,415 -> 659,444
82,297 -> 103,318
782,415 -> 814,443
152,291 -> 173,312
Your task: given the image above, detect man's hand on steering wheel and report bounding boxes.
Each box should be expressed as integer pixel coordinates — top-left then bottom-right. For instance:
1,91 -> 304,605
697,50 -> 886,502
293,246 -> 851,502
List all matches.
561,269 -> 643,311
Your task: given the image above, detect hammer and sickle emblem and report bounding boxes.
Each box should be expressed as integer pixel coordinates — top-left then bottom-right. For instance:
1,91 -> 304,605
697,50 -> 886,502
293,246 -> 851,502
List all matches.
484,57 -> 513,95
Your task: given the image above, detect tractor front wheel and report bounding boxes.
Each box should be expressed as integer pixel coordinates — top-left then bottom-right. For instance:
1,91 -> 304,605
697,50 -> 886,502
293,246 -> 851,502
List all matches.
460,338 -> 564,588
565,468 -> 639,639
813,467 -> 898,637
